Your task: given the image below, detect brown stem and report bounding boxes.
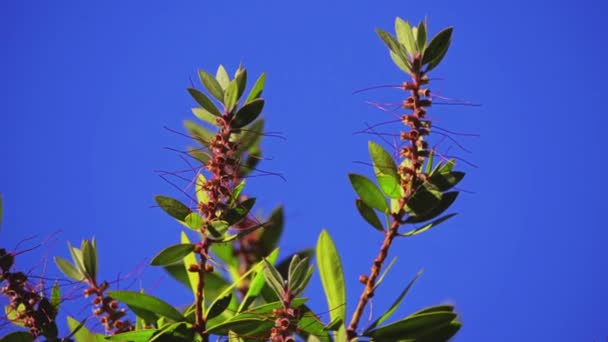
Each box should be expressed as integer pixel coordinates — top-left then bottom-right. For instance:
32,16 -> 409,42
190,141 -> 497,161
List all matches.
347,212 -> 401,339
195,239 -> 210,341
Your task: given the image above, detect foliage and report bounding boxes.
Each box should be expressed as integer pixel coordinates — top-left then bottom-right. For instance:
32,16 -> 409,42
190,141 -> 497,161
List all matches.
0,16 -> 468,342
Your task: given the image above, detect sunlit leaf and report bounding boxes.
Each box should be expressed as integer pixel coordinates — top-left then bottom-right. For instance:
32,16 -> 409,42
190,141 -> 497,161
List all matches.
349,174 -> 389,212
54,256 -> 83,281
369,141 -> 402,199
81,240 -> 97,283
316,230 -> 346,324
215,65 -> 230,89
198,69 -> 224,102
181,232 -> 200,299
239,249 -> 279,312
105,329 -> 156,341
245,72 -> 266,103
224,80 -> 239,111
395,17 -> 417,56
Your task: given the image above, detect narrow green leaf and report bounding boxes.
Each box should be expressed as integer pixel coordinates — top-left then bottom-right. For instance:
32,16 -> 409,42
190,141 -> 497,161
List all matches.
155,195 -> 191,221
390,51 -> 412,74
263,259 -> 285,299
373,256 -> 397,290
54,256 -> 83,281
187,88 -> 222,116
424,150 -> 435,174
297,305 -> 330,339
368,141 -> 402,199
206,293 -> 232,320
198,70 -> 224,102
223,80 -> 239,111
245,72 -> 266,103
417,20 -> 427,51
355,199 -> 384,232
422,27 -> 453,69
365,311 -> 457,339
239,249 -> 279,312
245,298 -> 307,315
229,180 -> 246,206
67,241 -> 85,275
235,118 -> 264,154
66,316 -> 103,342
395,17 -> 417,56
275,248 -> 314,278
0,331 -> 32,342
234,67 -> 247,100
400,213 -> 457,237
316,230 -> 346,324
365,270 -> 423,333
181,232 -> 200,299
222,197 -> 256,225
348,174 -> 389,212
231,98 -> 264,129
51,281 -> 61,311
259,205 -> 284,255
105,329 -> 156,341
81,240 -> 97,283
215,65 -> 230,89
150,244 -> 195,266
106,290 -> 184,322
406,191 -> 458,223
291,265 -> 314,297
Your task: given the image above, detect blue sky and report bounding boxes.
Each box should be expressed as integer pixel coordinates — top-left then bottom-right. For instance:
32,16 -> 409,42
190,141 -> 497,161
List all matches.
1,1 -> 607,341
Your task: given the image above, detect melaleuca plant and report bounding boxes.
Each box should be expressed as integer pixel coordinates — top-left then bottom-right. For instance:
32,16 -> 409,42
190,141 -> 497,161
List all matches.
0,16 -> 468,342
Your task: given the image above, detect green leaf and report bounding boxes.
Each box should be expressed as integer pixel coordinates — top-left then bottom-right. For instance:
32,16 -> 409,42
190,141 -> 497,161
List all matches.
5,304 -> 26,327
67,241 -> 85,275
187,88 -> 222,117
355,199 -> 384,232
413,304 -> 455,315
191,107 -> 218,126
376,29 -> 410,69
215,65 -> 230,89
404,186 -> 442,217
181,232 -> 200,299
400,213 -> 457,237
150,244 -> 195,266
229,180 -> 246,207
205,317 -> 274,336
395,17 -> 417,56
373,256 -> 397,291
198,69 -> 224,102
368,141 -> 402,199
51,281 -> 61,312
291,265 -> 314,297
195,174 -> 209,204
239,249 -> 279,312
245,72 -> 266,103
0,331 -> 32,342
365,270 -> 423,333
223,80 -> 239,111
184,212 -> 204,231
417,20 -> 427,51
54,256 -> 83,281
155,195 -> 192,221
206,220 -> 229,239
184,120 -> 214,148
364,311 -> 457,339
348,173 -> 389,212
231,98 -> 264,129
105,329 -> 156,341
316,230 -> 346,324
406,191 -> 458,223
66,316 -> 103,342
234,67 -> 247,100
235,118 -> 264,154
390,51 -> 412,74
222,197 -> 256,225
263,259 -> 285,299
424,150 -> 435,174
81,240 -> 97,283
106,290 -> 184,322
422,27 -> 453,70
297,305 -> 330,339
259,205 -> 284,255
206,293 -> 232,321
429,171 -> 465,192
